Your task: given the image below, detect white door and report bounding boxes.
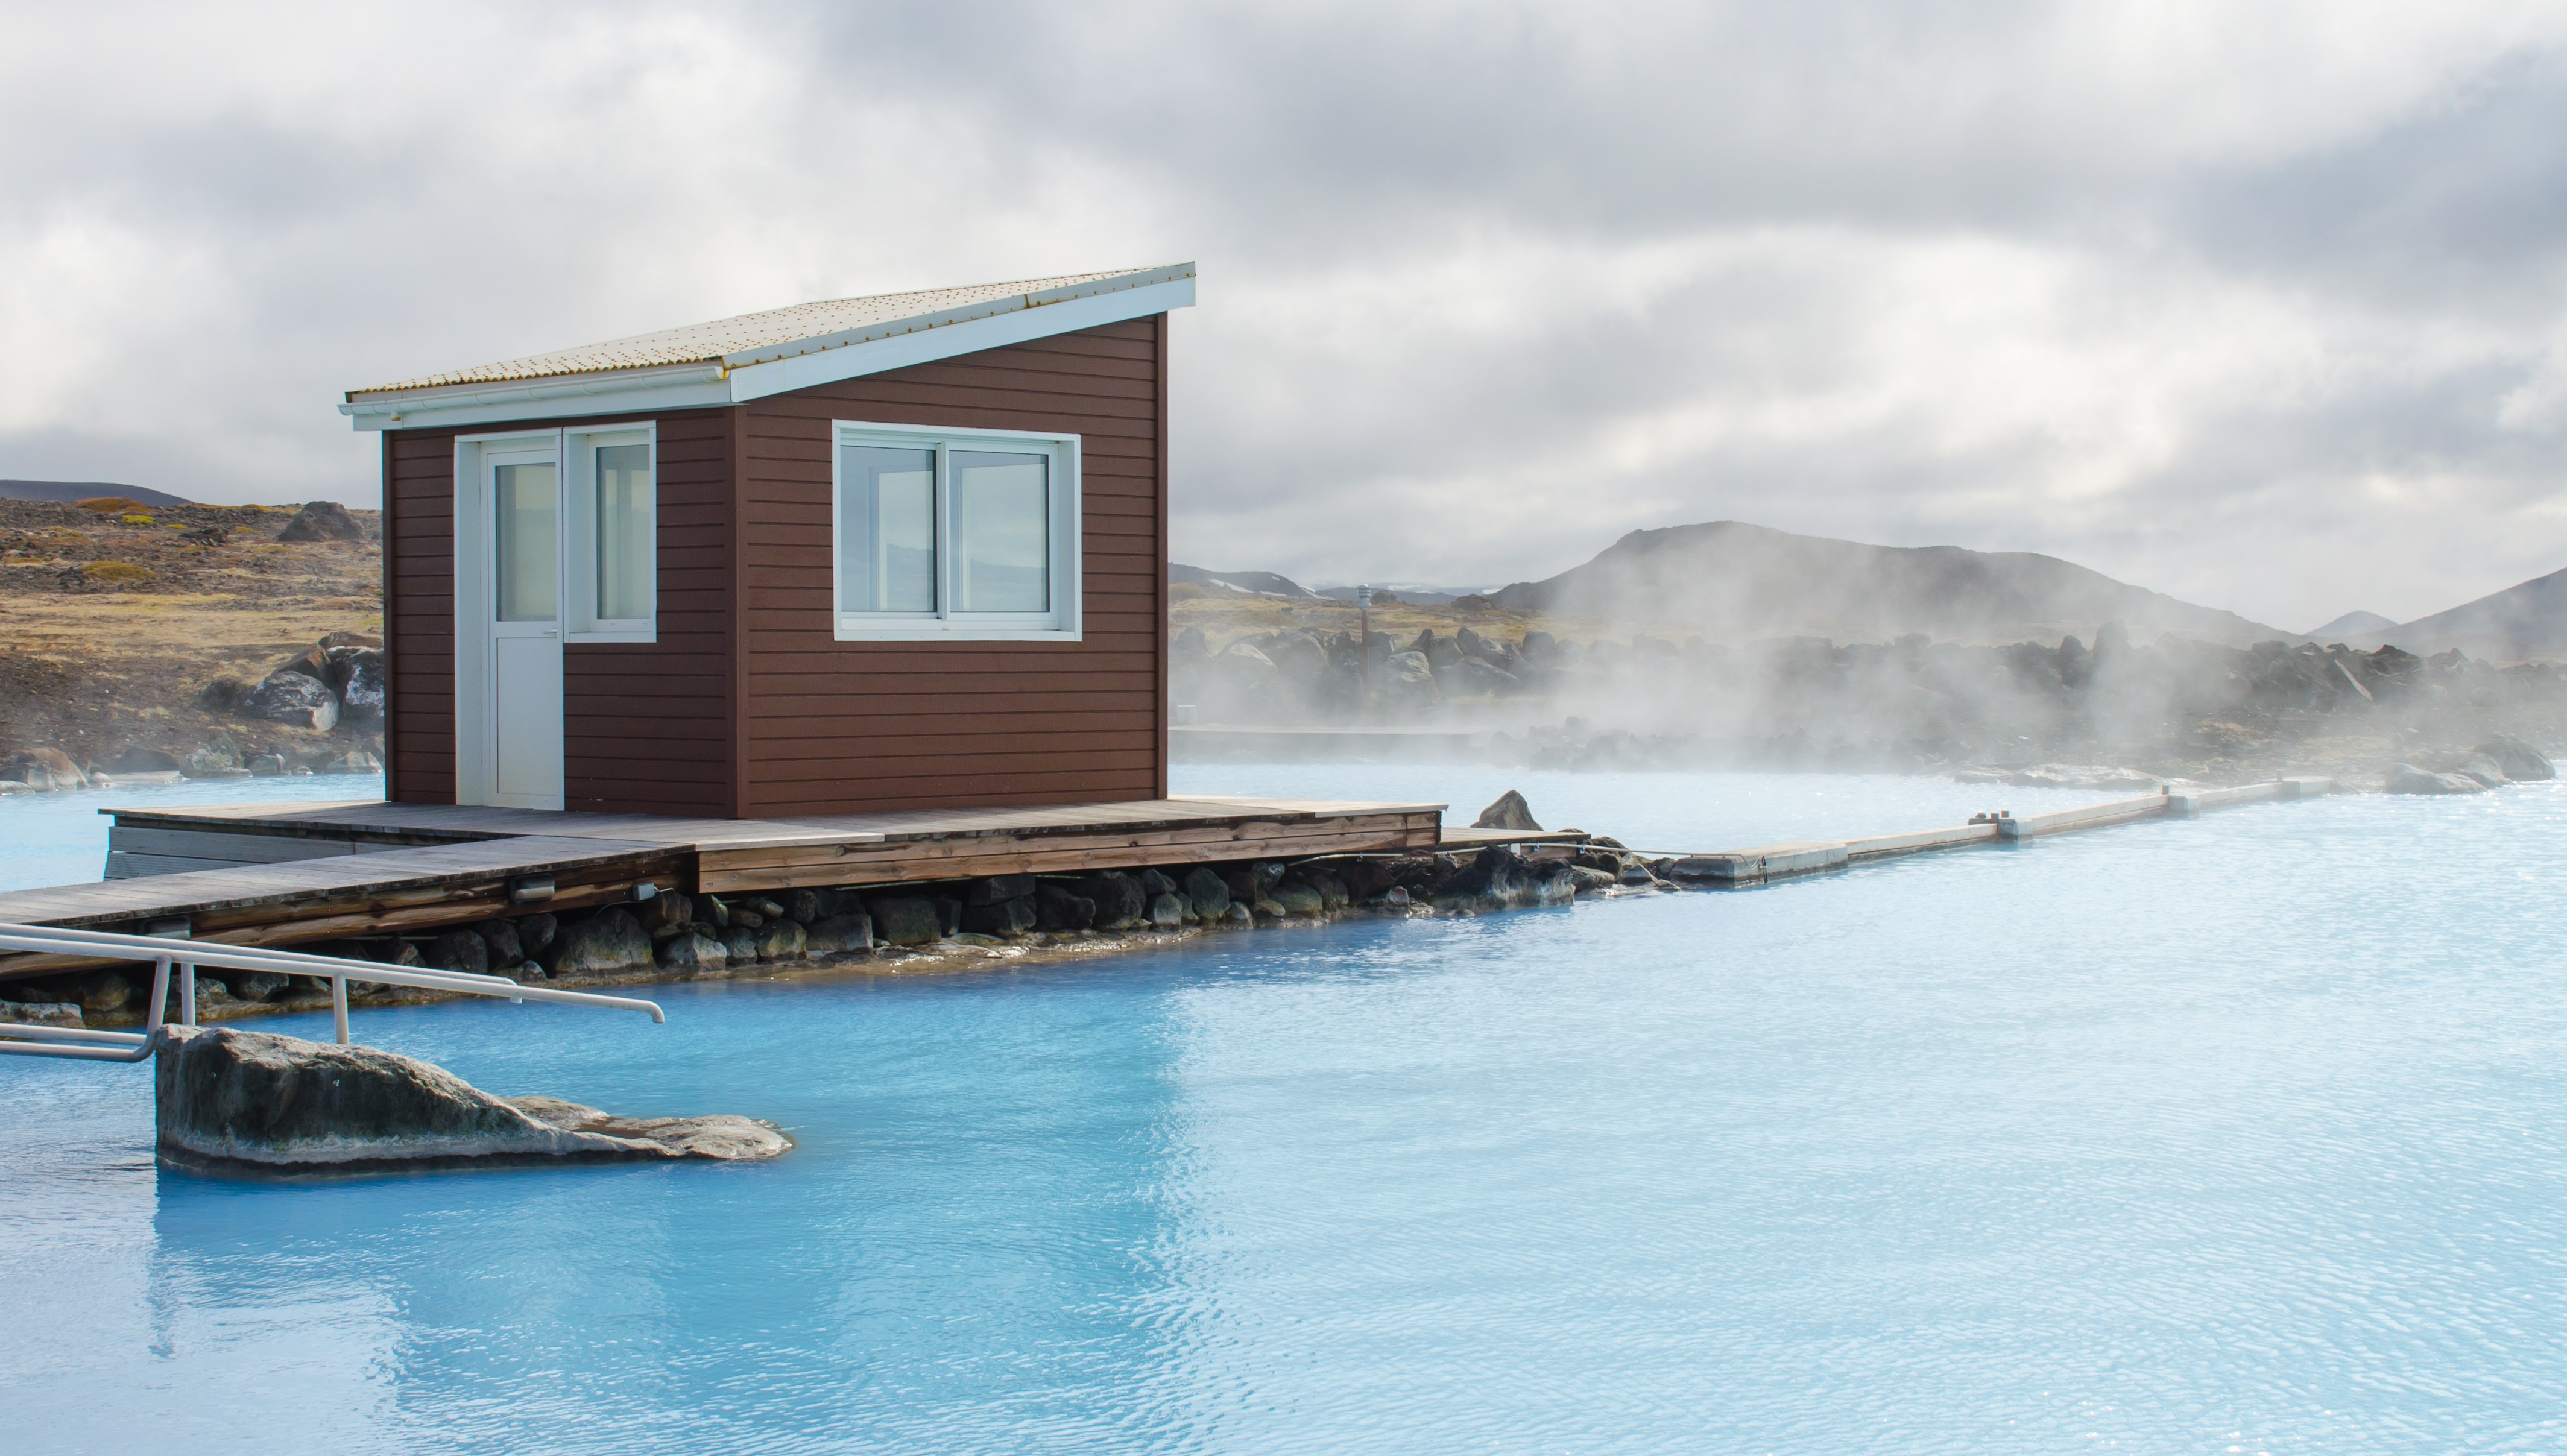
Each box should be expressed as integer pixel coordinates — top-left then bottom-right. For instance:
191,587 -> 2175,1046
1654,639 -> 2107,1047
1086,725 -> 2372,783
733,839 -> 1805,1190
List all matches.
486,448 -> 564,809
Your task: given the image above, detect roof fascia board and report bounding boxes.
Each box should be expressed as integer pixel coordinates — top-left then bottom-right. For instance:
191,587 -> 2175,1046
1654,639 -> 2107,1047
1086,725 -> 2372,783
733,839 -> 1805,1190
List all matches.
718,264 -> 1196,371
339,363 -> 731,433
725,276 -> 1196,403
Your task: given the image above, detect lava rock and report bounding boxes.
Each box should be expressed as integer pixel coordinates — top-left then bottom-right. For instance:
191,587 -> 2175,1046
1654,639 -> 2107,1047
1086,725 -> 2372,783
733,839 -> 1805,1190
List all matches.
1137,868 -> 1179,897
543,908 -> 654,979
332,648 -> 387,723
1434,846 -> 1577,913
104,745 -> 181,775
2474,734 -> 2556,781
1473,790 -> 1542,831
967,874 -> 1038,906
1568,865 -> 1619,895
219,971 -> 294,1003
1298,868 -> 1351,911
275,500 -> 365,543
868,896 -> 946,946
239,672 -> 341,731
1079,871 -> 1147,930
0,1000 -> 82,1027
719,926 -> 760,965
425,930 -> 489,975
1148,892 -> 1186,928
1035,884 -> 1096,931
472,918 -> 525,968
2450,754 -> 2508,789
804,912 -> 874,954
657,932 -> 727,973
2387,763 -> 2489,795
781,889 -> 821,924
1337,859 -> 1397,903
961,897 -> 1038,938
7,747 -> 87,790
516,913 -> 558,959
78,971 -> 137,1016
634,892 -> 694,940
154,1025 -> 788,1170
1270,883 -> 1325,916
1181,867 -> 1231,919
756,920 -> 807,962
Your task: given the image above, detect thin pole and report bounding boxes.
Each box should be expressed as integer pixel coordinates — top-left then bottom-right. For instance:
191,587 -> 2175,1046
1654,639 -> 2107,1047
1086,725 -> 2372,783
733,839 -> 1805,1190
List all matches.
178,961 -> 195,1026
331,976 -> 350,1045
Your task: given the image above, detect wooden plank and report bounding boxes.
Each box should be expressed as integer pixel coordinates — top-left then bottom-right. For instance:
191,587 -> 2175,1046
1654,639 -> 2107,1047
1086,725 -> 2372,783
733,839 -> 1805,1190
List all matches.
702,822 -> 1437,892
108,827 -> 365,863
104,853 -> 240,879
695,813 -> 1440,890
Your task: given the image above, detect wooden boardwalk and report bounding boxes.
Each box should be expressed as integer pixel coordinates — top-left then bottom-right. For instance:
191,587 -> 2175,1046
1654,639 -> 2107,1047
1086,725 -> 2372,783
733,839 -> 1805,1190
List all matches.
0,795 -> 1462,975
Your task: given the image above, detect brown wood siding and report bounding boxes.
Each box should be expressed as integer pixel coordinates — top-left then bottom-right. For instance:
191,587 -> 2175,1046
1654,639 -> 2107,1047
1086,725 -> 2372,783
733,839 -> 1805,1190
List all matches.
385,430 -> 456,805
381,408 -> 737,815
563,408 -> 734,815
735,317 -> 1170,816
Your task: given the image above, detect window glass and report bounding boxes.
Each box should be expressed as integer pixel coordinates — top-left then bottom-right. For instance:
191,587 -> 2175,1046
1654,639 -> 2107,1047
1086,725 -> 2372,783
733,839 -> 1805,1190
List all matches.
950,450 -> 1049,613
494,461 -> 558,623
594,443 -> 652,621
838,444 -> 936,613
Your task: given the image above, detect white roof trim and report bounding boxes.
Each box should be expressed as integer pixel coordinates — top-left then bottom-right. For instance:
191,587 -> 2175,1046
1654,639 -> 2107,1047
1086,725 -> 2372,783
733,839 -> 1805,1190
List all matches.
340,265 -> 1193,433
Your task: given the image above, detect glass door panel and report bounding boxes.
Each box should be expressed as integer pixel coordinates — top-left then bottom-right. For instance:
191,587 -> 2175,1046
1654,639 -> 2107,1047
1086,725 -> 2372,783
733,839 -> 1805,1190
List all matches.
494,461 -> 560,623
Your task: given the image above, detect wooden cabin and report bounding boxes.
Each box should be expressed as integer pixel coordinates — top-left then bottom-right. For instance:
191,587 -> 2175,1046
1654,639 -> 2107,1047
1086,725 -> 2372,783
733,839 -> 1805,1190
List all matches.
343,265 -> 1194,819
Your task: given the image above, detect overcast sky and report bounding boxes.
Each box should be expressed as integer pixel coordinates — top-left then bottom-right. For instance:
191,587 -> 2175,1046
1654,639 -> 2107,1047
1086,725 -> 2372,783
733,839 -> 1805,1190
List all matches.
6,2 -> 2566,631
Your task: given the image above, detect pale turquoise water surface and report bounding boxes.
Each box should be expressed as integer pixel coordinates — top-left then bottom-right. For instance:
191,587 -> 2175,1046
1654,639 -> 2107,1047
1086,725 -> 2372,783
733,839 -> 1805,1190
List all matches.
4,768 -> 2565,1453
0,773 -> 384,891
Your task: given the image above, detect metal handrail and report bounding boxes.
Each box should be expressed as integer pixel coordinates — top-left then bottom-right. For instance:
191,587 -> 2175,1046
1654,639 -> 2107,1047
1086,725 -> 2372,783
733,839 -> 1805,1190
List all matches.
0,921 -> 663,1064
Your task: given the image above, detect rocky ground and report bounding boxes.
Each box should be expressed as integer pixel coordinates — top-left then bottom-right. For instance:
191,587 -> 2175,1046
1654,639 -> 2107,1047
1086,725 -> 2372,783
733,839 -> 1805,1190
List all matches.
1176,599 -> 2567,786
5,812 -> 1641,1030
0,497 -> 385,783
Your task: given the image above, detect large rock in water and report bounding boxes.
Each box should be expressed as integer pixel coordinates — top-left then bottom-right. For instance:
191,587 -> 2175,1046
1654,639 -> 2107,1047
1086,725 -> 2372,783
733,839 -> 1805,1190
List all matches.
154,1026 -> 788,1171
1473,790 -> 1542,831
2387,763 -> 2488,795
2475,733 -> 2556,781
239,670 -> 341,730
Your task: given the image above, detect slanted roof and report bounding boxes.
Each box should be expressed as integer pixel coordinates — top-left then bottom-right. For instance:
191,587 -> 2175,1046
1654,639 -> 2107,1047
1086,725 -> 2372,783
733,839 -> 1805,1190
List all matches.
339,262 -> 1195,432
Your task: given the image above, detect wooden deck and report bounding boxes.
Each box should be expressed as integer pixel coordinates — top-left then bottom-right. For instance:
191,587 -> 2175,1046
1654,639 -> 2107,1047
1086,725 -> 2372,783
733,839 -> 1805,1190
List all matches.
0,795 -> 1458,975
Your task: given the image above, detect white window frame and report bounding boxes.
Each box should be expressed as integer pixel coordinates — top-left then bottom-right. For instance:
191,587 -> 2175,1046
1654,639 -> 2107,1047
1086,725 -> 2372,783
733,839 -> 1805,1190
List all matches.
564,422 -> 657,643
830,418 -> 1082,642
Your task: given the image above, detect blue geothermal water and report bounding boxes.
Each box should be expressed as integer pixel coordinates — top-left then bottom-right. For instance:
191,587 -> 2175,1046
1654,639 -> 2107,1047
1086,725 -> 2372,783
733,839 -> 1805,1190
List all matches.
5,769 -> 2567,1453
0,772 -> 384,891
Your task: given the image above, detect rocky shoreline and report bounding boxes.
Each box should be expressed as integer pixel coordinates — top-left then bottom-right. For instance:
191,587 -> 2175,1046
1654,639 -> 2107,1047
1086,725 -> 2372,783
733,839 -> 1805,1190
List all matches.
3,799 -> 1655,1032
1177,619 -> 2567,785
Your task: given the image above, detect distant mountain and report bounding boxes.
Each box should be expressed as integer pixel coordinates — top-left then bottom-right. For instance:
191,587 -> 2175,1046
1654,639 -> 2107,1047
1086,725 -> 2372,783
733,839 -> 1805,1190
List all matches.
1485,520 -> 2283,646
2350,566 -> 2567,661
1170,563 -> 1319,599
2304,610 -> 2398,640
0,479 -> 190,507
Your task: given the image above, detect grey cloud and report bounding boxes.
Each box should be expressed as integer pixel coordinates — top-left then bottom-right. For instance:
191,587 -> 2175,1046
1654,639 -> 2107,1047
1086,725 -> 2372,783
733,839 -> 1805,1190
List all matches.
4,1 -> 2566,631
